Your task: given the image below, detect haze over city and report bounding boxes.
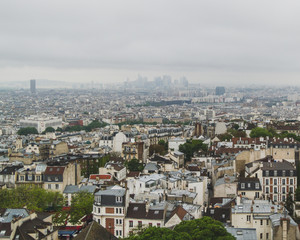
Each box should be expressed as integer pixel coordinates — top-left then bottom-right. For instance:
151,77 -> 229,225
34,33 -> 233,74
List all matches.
0,0 -> 300,86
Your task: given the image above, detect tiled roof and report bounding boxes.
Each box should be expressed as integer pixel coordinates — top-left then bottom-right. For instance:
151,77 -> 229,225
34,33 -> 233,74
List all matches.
44,166 -> 65,175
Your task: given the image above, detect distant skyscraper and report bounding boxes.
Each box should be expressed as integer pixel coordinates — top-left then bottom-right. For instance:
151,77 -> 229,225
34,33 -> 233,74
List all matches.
216,86 -> 225,96
30,79 -> 36,94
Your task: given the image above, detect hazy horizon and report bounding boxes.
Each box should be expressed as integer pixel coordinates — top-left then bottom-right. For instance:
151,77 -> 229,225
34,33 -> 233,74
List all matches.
1,1 -> 300,86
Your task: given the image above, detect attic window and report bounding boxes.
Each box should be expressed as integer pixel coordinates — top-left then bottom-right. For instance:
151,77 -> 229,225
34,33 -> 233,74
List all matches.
57,168 -> 60,171
50,168 -> 53,171
154,211 -> 159,214
133,207 -> 139,211
0,230 -> 6,236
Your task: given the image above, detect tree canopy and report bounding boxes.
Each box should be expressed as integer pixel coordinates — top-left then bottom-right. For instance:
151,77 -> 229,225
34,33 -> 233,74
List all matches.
42,127 -> 56,134
0,187 -> 63,212
17,127 -> 38,135
54,191 -> 94,225
125,217 -> 234,240
250,127 -> 274,138
125,158 -> 144,172
179,139 -> 208,163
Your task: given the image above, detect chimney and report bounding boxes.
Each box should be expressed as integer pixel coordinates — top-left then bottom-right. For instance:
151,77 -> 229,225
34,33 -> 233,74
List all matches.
271,206 -> 274,213
145,201 -> 150,213
237,195 -> 241,205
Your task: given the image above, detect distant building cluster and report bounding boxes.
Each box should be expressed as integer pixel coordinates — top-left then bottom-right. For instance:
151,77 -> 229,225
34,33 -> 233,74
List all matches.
0,86 -> 300,239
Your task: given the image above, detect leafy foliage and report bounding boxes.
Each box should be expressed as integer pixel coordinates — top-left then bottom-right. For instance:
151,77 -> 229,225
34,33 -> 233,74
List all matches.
42,127 -> 56,134
54,191 -> 94,225
125,217 -> 234,240
0,187 -> 63,212
250,127 -> 274,138
69,191 -> 94,224
17,127 -> 38,135
125,158 -> 144,172
285,192 -> 294,216
64,120 -> 108,132
179,139 -> 208,162
149,144 -> 166,156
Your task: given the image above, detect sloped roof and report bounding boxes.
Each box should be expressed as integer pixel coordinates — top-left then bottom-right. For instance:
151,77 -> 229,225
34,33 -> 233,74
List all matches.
73,221 -> 117,240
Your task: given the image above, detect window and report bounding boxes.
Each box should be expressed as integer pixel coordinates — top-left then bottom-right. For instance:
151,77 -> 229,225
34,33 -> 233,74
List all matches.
48,177 -> 51,181
290,170 -> 293,176
274,195 -> 277,202
98,208 -> 100,213
255,183 -> 260,189
283,170 -> 286,176
116,230 -> 119,236
266,179 -> 269,185
266,220 -> 269,225
266,171 -> 269,177
282,195 -> 286,201
210,209 -> 215,215
116,219 -> 119,225
222,214 -> 225,219
266,187 -> 269,194
149,223 -> 152,227
274,170 -> 277,177
290,187 -> 294,193
274,179 -> 277,185
138,221 -> 142,229
242,192 -> 246,196
247,215 -> 251,222
248,183 -> 251,188
290,179 -> 293,185
55,184 -> 59,190
260,233 -> 263,239
48,184 -> 51,189
282,179 -> 286,185
241,183 -> 245,189
97,219 -> 100,224
116,196 -> 122,203
20,176 -> 25,181
260,220 -> 263,225
274,187 -> 277,193
36,176 -> 40,181
129,221 -> 133,227
120,219 -> 122,224
266,233 -> 269,239
119,208 -> 122,214
116,208 -> 118,214
282,187 -> 286,194
55,177 -> 58,181
28,175 -> 32,181
119,230 -> 122,236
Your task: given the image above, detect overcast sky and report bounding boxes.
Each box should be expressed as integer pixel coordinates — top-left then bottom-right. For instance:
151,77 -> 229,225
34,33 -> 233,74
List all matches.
1,0 -> 300,86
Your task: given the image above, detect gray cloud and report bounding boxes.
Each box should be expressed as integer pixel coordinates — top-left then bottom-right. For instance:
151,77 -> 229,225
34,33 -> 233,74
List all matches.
0,0 -> 300,85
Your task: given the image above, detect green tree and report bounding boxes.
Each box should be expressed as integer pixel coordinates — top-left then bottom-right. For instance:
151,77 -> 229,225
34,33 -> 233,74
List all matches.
69,191 -> 94,224
125,217 -> 234,240
158,140 -> 168,151
285,192 -> 294,216
125,158 -> 144,172
149,144 -> 166,156
179,139 -> 208,163
17,127 -> 38,135
250,127 -> 273,138
0,187 -> 63,212
42,127 -> 55,134
295,187 -> 300,201
218,133 -> 232,141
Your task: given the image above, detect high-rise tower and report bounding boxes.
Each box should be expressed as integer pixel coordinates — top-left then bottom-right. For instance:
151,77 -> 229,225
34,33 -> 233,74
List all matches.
30,79 -> 36,94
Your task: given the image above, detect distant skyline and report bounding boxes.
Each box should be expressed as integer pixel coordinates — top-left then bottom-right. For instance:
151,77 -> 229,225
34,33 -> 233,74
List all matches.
0,1 -> 300,86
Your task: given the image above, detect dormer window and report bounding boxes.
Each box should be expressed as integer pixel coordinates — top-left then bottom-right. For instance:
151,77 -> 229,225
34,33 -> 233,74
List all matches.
116,196 -> 122,203
255,183 -> 259,189
241,183 -> 245,189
